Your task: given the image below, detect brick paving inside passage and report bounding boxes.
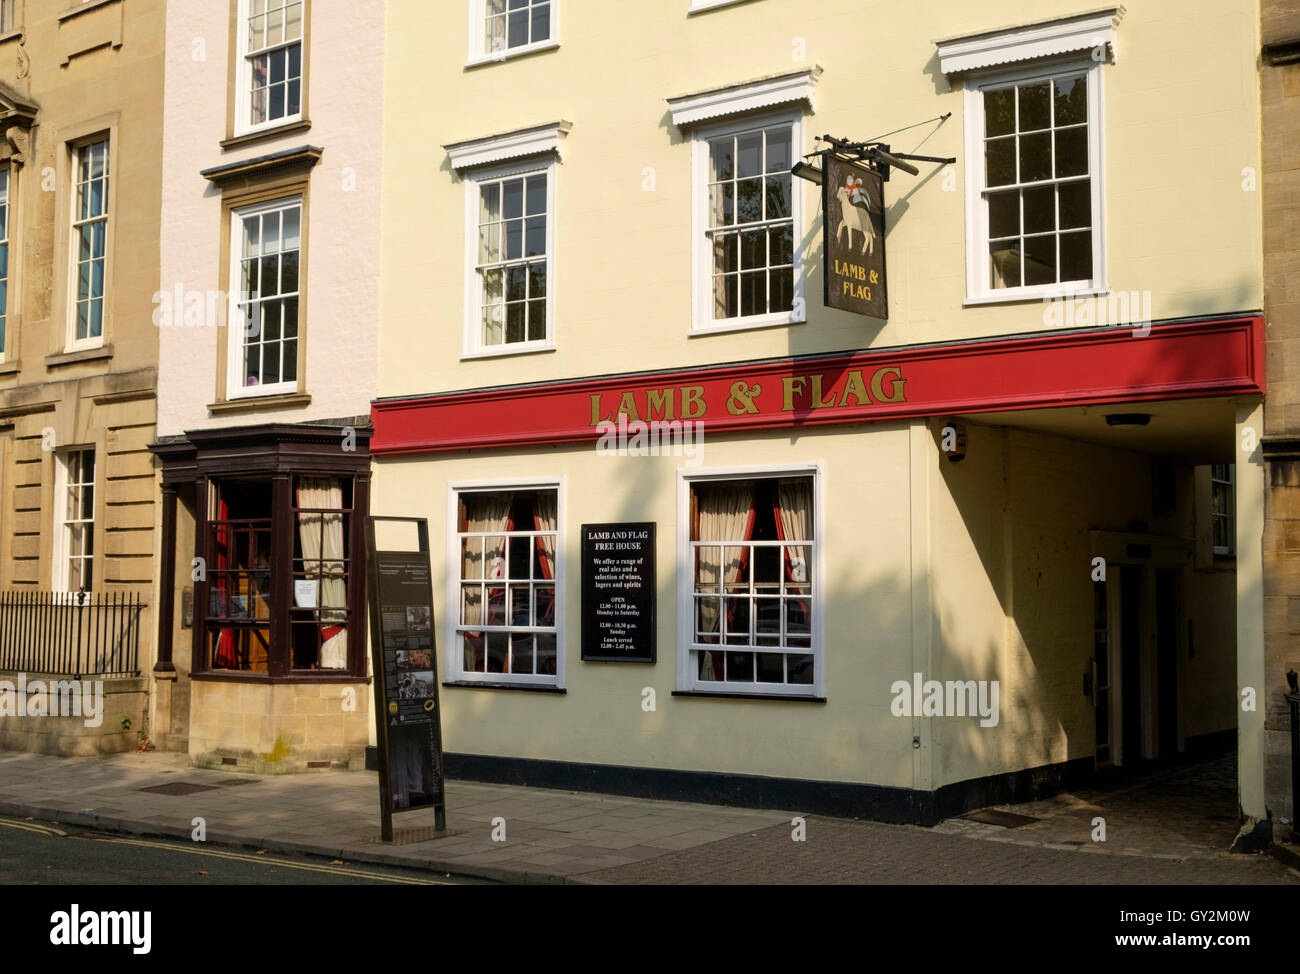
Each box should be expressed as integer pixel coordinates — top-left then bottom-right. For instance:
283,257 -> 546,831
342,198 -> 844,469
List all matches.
933,753 -> 1245,858
576,816 -> 1300,885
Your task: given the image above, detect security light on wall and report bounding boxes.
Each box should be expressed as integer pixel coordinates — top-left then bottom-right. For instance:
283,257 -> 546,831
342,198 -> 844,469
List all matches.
791,158 -> 823,185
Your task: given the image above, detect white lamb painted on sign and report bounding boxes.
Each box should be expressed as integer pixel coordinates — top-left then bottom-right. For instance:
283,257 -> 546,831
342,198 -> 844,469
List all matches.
835,185 -> 876,256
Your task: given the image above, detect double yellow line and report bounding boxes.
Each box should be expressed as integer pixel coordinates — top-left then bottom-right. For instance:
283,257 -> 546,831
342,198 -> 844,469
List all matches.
1,816 -> 453,884
85,835 -> 452,885
0,817 -> 67,838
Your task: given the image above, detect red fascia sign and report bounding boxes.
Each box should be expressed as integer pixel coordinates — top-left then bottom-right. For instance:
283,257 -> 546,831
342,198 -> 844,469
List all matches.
371,316 -> 1264,455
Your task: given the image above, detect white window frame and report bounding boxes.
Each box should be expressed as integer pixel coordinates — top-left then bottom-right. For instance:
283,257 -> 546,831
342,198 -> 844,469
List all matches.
445,477 -> 566,688
690,108 -> 805,335
676,463 -> 824,699
0,0 -> 18,35
461,158 -> 557,359
1211,464 -> 1235,556
961,57 -> 1106,305
225,195 -> 302,400
234,0 -> 306,137
67,137 -> 110,352
466,0 -> 559,66
52,447 -> 96,594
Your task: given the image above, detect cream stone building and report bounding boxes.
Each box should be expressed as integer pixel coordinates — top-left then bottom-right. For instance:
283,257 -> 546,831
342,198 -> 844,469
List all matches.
0,0 -> 166,754
150,0 -> 383,771
372,0 -> 1266,825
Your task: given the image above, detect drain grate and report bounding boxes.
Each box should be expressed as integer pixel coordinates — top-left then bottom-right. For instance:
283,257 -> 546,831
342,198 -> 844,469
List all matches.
362,827 -> 463,846
137,782 -> 220,796
962,808 -> 1040,828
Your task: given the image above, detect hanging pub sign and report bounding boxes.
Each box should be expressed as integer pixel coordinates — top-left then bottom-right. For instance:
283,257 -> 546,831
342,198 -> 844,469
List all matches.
581,522 -> 656,662
823,154 -> 887,320
364,516 -> 446,840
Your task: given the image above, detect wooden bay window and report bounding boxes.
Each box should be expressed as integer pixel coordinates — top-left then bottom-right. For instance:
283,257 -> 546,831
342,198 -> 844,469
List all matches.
154,423 -> 371,682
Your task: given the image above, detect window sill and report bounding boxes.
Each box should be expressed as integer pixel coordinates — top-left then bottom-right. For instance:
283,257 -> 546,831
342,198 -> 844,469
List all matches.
963,286 -> 1108,308
464,39 -> 560,69
460,341 -> 556,361
690,314 -> 805,337
442,680 -> 565,694
208,392 -> 312,414
0,360 -> 18,376
46,345 -> 113,368
672,689 -> 825,702
0,29 -> 22,45
221,119 -> 312,151
191,672 -> 370,684
688,0 -> 759,13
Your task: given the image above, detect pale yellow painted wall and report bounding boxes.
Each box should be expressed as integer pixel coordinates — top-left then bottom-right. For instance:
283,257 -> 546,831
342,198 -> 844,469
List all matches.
373,413 -> 1240,788
373,424 -> 920,786
379,0 -> 1263,400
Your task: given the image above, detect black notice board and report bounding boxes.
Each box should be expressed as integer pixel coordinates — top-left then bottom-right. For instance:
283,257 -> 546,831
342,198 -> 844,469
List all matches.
581,522 -> 655,662
823,153 -> 888,320
364,517 -> 446,840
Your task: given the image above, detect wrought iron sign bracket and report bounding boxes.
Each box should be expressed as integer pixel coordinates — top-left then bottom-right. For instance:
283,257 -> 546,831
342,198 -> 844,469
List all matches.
816,134 -> 955,182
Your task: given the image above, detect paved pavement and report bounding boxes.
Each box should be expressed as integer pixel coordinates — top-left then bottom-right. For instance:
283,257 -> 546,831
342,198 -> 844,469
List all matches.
579,815 -> 1297,885
0,749 -> 1295,884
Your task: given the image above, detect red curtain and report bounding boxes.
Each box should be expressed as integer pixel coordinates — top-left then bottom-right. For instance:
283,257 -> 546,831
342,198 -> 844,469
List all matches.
213,498 -> 237,669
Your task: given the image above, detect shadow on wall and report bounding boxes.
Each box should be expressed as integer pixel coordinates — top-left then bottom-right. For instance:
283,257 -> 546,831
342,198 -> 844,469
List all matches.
930,402 -> 1248,793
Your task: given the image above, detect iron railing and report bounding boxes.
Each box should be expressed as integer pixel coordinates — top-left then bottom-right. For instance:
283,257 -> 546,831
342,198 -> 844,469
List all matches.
0,590 -> 144,678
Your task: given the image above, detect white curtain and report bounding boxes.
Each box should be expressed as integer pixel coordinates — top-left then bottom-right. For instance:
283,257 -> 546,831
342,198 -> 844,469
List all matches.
775,479 -> 813,582
297,477 -> 347,669
695,483 -> 754,680
533,491 -> 557,582
461,492 -> 512,668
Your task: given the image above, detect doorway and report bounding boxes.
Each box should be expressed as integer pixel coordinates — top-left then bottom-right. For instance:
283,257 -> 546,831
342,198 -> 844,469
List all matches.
1104,561 -> 1185,766
1156,567 -> 1180,757
1120,566 -> 1143,763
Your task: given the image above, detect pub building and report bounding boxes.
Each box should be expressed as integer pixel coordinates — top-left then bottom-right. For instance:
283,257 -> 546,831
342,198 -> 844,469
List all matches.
371,2 -> 1269,824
